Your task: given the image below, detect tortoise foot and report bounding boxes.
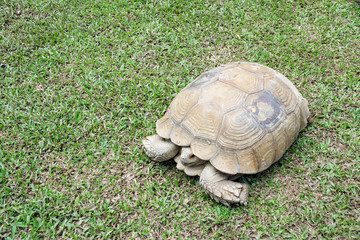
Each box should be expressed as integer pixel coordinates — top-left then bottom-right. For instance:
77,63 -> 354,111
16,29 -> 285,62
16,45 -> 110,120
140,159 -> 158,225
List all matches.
200,179 -> 249,206
199,163 -> 249,206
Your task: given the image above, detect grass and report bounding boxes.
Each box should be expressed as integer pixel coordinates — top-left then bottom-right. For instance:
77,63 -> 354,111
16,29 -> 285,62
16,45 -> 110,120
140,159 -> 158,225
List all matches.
0,0 -> 359,238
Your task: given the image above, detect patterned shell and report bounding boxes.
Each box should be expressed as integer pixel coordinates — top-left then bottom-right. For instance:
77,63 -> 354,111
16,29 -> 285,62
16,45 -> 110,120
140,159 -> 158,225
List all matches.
156,62 -> 310,175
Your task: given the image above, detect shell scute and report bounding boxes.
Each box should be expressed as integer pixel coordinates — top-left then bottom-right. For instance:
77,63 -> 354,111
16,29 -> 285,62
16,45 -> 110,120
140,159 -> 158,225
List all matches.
170,88 -> 201,124
252,133 -> 276,171
187,70 -> 219,89
236,148 -> 259,173
282,111 -> 301,149
264,76 -> 298,114
239,62 -> 275,75
199,81 -> 247,112
170,126 -> 193,146
217,108 -> 265,150
245,91 -> 286,132
191,139 -> 218,160
219,67 -> 263,94
156,111 -> 173,139
271,125 -> 288,161
210,150 -> 238,175
182,103 -> 222,141
299,98 -> 310,130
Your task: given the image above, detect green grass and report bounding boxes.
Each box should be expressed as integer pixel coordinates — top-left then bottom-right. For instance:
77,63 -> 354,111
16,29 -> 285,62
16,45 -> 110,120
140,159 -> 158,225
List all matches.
1,0 -> 359,238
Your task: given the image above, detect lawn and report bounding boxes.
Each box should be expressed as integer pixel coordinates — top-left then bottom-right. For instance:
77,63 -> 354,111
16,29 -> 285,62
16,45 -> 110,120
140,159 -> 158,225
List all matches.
0,0 -> 359,239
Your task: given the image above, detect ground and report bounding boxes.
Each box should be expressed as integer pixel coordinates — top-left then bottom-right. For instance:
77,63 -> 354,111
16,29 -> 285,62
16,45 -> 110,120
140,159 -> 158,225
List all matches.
0,0 -> 359,239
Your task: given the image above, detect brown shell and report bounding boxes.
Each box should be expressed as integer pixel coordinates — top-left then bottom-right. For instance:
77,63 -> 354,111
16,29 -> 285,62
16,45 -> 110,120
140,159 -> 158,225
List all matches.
156,62 -> 310,175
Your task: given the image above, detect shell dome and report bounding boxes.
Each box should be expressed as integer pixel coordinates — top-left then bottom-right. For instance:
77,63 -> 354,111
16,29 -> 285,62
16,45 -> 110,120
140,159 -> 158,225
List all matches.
156,62 -> 310,175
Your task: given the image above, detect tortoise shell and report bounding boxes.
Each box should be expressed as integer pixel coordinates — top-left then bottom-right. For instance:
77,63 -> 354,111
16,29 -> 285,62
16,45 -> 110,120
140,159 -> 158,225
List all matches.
156,62 -> 310,175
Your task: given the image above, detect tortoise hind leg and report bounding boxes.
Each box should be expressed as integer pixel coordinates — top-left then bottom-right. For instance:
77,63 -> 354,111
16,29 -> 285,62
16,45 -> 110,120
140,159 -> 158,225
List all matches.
199,163 -> 249,206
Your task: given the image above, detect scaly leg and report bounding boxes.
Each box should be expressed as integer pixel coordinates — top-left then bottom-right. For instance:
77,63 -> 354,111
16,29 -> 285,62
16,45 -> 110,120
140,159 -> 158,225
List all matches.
142,134 -> 180,162
200,163 -> 249,206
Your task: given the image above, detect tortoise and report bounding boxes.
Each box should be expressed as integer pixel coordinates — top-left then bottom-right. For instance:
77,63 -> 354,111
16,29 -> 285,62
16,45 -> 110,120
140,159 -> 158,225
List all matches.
143,62 -> 311,206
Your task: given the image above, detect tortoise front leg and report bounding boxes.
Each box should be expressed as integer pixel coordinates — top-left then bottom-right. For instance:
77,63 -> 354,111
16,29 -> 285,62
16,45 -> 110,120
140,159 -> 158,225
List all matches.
142,134 -> 180,162
200,163 -> 249,206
